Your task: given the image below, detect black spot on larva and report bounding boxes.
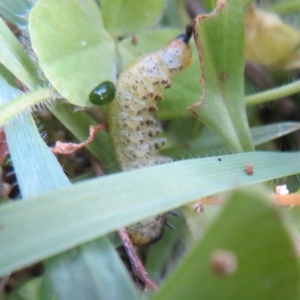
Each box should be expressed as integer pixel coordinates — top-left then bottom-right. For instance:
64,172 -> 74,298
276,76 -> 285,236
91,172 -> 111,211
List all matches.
154,143 -> 159,149
154,95 -> 162,101
164,84 -> 171,89
148,106 -> 156,112
140,139 -> 144,144
136,126 -> 140,130
169,68 -> 180,74
145,119 -> 153,125
148,131 -> 154,137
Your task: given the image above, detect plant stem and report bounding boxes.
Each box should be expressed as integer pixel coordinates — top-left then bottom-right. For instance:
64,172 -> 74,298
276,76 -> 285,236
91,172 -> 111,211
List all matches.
245,80 -> 300,106
272,2 -> 300,14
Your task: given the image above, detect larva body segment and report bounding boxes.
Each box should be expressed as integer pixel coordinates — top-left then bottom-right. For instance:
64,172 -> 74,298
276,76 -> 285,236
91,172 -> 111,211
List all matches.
108,27 -> 192,246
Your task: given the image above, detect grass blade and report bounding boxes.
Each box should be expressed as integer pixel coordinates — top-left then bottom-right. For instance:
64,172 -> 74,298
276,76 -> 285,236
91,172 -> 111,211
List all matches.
0,151 -> 300,276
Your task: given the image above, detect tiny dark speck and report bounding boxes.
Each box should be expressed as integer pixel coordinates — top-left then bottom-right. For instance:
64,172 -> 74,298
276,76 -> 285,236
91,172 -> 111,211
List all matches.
131,35 -> 138,45
219,71 -> 228,83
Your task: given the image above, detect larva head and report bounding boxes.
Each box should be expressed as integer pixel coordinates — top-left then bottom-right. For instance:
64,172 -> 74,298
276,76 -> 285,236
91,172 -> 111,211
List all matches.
162,24 -> 193,75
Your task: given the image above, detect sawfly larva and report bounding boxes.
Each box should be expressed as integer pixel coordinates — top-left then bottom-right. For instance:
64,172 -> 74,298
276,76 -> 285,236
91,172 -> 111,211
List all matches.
108,25 -> 192,246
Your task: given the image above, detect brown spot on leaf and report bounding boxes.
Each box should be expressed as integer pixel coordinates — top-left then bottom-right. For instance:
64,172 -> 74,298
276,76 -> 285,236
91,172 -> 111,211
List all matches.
219,71 -> 228,83
131,35 -> 138,45
210,249 -> 237,276
244,164 -> 254,175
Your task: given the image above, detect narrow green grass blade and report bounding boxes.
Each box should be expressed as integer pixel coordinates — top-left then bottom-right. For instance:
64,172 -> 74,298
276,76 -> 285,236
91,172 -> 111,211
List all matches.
0,77 -> 68,195
162,122 -> 300,159
46,238 -> 138,300
28,0 -> 115,106
0,16 -> 39,90
192,0 -> 253,152
0,78 -> 138,299
1,151 -> 300,276
0,88 -> 52,128
0,0 -> 31,26
154,188 -> 299,300
0,63 -> 18,88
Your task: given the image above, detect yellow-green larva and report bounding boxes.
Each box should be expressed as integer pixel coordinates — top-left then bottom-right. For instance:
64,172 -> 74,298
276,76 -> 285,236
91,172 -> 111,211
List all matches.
108,26 -> 192,246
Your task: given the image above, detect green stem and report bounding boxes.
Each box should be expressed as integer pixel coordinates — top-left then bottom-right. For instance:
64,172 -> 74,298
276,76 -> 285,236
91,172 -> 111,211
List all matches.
272,2 -> 300,14
245,80 -> 300,106
0,88 -> 53,127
